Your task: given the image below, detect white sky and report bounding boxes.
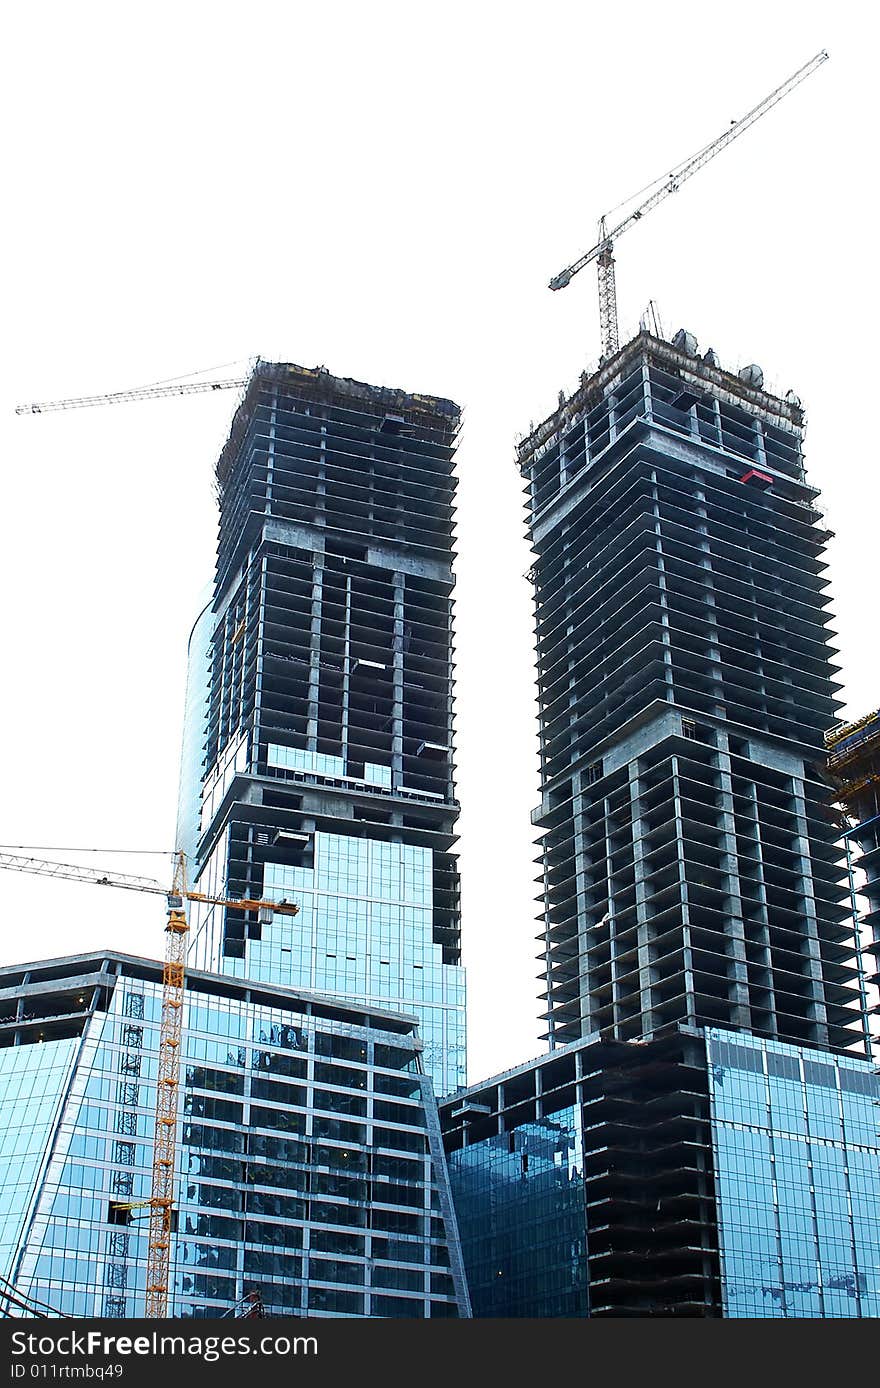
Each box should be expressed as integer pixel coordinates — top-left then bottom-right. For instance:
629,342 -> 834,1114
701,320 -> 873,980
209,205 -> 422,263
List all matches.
1,1 -> 877,1084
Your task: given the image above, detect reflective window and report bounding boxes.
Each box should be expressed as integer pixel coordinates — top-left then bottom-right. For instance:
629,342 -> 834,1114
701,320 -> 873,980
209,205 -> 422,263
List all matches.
706,1028 -> 880,1318
210,830 -> 466,1096
0,967 -> 466,1320
446,1107 -> 588,1318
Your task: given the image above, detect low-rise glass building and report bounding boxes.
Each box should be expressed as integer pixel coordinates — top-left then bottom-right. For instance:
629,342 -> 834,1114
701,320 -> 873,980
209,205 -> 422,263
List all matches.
440,1026 -> 880,1318
0,952 -> 469,1319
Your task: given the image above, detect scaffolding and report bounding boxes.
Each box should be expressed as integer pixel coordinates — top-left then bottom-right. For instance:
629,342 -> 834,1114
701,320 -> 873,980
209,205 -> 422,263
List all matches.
826,709 -> 880,809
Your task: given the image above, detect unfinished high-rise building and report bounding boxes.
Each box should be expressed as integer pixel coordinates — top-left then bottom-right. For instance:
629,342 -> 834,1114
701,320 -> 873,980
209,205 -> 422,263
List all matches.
519,329 -> 869,1058
187,362 -> 466,1096
441,329 -> 880,1319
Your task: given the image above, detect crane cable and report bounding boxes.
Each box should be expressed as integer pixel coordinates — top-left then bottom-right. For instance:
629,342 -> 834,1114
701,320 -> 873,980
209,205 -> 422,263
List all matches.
600,120 -> 745,225
47,358 -> 253,405
133,358 -> 250,391
0,845 -> 174,857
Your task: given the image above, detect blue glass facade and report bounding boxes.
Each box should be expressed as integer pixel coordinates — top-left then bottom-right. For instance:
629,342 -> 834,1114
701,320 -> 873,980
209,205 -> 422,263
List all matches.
706,1028 -> 880,1318
0,954 -> 470,1319
174,590 -> 215,871
0,1039 -> 80,1285
442,1027 -> 880,1318
191,830 -> 465,1098
446,1108 -> 587,1317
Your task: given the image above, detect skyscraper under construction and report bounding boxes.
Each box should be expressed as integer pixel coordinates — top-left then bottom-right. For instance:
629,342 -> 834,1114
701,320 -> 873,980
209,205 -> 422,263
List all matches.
0,367 -> 472,1322
441,329 -> 879,1317
185,361 -> 466,1096
523,329 -> 868,1057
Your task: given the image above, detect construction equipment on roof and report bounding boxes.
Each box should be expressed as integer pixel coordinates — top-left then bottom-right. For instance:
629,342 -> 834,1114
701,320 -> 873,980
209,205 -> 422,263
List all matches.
549,50 -> 829,360
0,848 -> 298,1318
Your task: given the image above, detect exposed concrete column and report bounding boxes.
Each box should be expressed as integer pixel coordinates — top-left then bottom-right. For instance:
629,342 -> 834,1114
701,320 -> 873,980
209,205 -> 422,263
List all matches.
628,759 -> 657,1033
572,774 -> 599,1038
341,572 -> 352,768
307,561 -> 323,751
641,360 -> 653,424
540,845 -> 557,1047
608,389 -> 618,444
671,755 -> 697,1028
603,791 -> 623,1036
250,554 -> 263,765
444,584 -> 456,803
715,732 -> 752,1029
789,771 -> 830,1049
265,386 -> 277,517
651,471 -> 674,701
238,550 -> 256,738
693,482 -> 725,720
392,574 -> 406,781
744,776 -> 777,1037
316,416 -> 327,522
754,418 -> 769,471
712,395 -> 723,443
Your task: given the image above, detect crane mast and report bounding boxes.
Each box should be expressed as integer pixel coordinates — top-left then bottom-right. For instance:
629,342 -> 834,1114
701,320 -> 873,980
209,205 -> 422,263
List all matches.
596,240 -> 619,359
550,50 -> 829,359
0,849 -> 297,1317
147,851 -> 189,1320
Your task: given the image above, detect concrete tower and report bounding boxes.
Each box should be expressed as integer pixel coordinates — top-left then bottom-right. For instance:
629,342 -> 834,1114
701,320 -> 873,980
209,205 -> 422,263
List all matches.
439,330 -> 879,1320
519,330 -> 869,1058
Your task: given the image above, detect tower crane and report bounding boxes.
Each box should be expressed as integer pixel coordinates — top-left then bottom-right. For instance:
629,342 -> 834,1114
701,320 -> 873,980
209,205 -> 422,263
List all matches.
14,374 -> 249,415
0,848 -> 298,1319
549,50 -> 829,360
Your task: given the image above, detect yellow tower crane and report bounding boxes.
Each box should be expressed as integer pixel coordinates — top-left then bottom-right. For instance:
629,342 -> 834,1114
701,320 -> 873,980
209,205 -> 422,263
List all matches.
0,848 -> 298,1318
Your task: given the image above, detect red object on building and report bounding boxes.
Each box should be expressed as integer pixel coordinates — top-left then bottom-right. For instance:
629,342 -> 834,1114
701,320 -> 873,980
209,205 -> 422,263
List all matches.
739,468 -> 773,488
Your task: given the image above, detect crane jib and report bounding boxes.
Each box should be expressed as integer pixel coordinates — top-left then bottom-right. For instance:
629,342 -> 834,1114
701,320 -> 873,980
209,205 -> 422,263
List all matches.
547,50 -> 829,360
